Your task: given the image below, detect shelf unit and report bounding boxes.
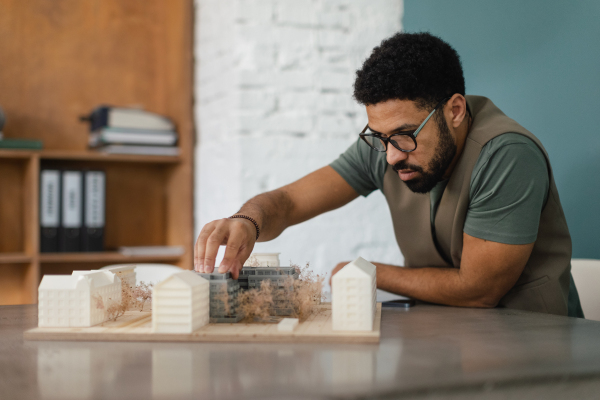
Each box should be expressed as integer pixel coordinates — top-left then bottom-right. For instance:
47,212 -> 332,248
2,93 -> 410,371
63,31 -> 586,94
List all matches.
0,0 -> 194,305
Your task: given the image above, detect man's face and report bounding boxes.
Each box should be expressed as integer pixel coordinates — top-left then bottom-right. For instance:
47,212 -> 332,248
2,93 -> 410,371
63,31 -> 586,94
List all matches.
365,99 -> 457,193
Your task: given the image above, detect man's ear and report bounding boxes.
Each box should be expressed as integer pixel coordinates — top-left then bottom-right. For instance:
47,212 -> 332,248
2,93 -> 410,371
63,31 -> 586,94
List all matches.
449,94 -> 468,129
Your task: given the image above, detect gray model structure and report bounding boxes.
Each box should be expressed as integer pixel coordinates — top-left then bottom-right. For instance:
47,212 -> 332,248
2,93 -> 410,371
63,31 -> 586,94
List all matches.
239,267 -> 299,316
196,272 -> 243,323
197,267 -> 300,322
238,266 -> 299,288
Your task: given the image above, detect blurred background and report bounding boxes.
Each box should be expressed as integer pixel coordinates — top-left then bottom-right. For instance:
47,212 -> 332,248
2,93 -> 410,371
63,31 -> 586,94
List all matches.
0,0 -> 599,304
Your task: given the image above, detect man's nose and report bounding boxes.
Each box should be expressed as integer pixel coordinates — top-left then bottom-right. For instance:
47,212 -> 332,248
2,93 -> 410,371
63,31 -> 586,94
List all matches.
386,144 -> 408,166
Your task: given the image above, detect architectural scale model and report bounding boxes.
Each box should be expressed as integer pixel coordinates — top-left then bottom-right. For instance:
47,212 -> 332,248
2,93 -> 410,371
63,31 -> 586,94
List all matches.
152,271 -> 210,333
331,257 -> 377,331
103,264 -> 136,289
38,270 -> 122,328
29,259 -> 384,343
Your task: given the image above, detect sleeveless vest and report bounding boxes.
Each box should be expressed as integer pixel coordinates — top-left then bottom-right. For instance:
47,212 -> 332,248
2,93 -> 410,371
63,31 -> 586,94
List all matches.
382,95 -> 572,316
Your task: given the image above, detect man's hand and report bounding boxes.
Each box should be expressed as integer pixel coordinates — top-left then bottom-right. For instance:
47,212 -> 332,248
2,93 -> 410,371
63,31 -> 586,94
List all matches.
194,218 -> 256,279
329,261 -> 350,287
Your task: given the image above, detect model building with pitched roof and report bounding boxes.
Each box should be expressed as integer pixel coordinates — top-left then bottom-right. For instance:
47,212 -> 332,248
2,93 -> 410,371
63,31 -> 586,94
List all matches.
331,257 -> 377,331
152,270 -> 210,333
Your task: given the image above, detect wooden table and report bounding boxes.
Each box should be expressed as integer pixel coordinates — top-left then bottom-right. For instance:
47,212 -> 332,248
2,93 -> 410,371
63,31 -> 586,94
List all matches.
3,304 -> 600,400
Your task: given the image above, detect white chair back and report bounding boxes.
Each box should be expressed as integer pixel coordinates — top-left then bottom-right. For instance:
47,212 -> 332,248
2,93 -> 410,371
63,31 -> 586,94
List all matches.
571,259 -> 600,321
101,263 -> 182,286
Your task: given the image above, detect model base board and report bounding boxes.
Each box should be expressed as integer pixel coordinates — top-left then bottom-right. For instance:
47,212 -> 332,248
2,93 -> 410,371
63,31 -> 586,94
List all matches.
24,303 -> 381,344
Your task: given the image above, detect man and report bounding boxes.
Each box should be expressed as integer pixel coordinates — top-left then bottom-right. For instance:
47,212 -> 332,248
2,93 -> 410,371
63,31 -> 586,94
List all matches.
195,32 -> 583,317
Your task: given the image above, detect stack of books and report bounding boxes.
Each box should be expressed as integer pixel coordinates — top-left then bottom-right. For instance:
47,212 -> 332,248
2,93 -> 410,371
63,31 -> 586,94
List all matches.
85,106 -> 179,156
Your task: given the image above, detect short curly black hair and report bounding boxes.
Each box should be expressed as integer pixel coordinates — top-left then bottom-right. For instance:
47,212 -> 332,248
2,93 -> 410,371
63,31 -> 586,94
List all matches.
353,32 -> 465,109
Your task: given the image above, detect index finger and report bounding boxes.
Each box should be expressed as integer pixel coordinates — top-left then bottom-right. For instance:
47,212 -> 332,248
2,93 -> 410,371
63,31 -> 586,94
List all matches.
194,223 -> 216,272
218,228 -> 255,279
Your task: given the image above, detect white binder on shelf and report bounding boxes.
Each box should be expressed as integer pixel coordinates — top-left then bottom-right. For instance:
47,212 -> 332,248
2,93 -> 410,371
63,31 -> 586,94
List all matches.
59,171 -> 83,252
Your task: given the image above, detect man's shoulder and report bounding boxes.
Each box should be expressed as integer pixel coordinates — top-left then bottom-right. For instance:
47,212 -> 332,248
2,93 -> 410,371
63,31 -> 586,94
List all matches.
481,132 -> 542,154
476,132 -> 547,170
470,132 -> 549,199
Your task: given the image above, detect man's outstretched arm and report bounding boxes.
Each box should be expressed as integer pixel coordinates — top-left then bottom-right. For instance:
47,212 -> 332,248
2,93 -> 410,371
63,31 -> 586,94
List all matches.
195,166 -> 358,278
332,232 -> 534,308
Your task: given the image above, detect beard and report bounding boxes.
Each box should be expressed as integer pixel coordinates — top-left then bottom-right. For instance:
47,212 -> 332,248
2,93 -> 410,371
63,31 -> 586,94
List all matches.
392,114 -> 457,194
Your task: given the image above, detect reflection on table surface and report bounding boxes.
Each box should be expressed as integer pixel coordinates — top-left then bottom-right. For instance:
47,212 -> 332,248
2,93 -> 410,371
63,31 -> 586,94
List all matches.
3,304 -> 600,400
34,339 -> 397,399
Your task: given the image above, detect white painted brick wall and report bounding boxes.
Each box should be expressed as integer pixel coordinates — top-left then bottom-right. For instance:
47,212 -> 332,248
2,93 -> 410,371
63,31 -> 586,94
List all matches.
194,0 -> 405,291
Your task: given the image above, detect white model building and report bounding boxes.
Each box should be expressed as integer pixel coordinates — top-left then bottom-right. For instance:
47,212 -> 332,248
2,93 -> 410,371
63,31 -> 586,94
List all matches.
331,257 -> 377,331
152,271 -> 210,333
244,253 -> 280,267
38,270 -> 122,328
103,264 -> 136,288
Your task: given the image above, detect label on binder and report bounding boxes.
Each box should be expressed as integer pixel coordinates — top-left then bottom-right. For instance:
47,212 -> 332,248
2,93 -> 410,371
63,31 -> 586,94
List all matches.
85,172 -> 105,227
62,171 -> 82,228
41,170 -> 60,227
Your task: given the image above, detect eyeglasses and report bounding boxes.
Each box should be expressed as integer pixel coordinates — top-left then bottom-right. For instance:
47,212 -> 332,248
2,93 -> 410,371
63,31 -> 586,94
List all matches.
359,96 -> 451,153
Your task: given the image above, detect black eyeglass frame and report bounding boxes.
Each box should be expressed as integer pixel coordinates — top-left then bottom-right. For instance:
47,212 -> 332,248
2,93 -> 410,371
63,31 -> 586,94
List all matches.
359,96 -> 452,153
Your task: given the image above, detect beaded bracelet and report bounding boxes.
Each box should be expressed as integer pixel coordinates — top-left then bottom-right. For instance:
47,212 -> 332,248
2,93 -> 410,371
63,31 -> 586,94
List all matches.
229,214 -> 260,240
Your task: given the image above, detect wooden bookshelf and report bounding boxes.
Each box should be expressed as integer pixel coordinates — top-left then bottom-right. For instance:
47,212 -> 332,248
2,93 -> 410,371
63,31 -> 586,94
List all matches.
0,253 -> 33,264
39,150 -> 182,164
0,0 -> 194,305
39,252 -> 182,264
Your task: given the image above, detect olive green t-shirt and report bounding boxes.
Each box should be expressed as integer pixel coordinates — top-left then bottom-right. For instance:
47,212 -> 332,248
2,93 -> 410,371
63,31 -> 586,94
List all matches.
330,133 -> 584,317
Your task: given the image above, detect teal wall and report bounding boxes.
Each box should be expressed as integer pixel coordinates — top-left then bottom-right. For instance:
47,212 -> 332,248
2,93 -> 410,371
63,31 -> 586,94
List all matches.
404,0 -> 600,258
